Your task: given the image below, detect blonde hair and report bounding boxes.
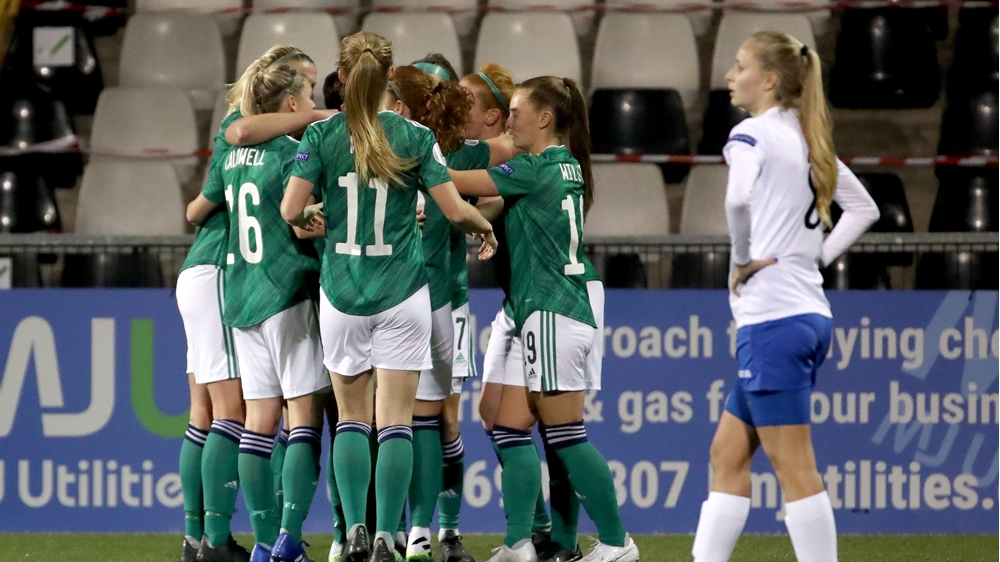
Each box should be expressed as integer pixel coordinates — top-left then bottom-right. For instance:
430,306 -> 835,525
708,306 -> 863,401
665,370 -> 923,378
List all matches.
749,31 -> 836,228
228,45 -> 313,115
464,63 -> 516,115
340,32 -> 413,186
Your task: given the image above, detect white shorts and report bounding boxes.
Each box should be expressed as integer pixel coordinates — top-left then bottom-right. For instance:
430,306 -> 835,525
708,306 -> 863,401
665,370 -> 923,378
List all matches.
232,299 -> 330,400
320,285 -> 433,377
523,281 -> 605,393
417,304 -> 454,401
482,306 -> 526,387
176,265 -> 237,384
452,302 -> 478,380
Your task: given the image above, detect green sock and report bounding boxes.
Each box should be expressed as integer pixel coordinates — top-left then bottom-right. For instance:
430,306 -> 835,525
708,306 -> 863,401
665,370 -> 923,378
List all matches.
272,429 -> 288,510
398,504 -> 408,534
281,427 -> 322,543
375,426 -> 414,537
437,435 -> 465,530
409,417 -> 443,528
238,431 -> 280,547
327,442 -> 346,544
533,487 -> 552,535
544,438 -> 578,550
494,427 -> 541,548
555,441 -> 627,547
335,423 -> 373,530
180,425 -> 207,541
202,420 -> 242,547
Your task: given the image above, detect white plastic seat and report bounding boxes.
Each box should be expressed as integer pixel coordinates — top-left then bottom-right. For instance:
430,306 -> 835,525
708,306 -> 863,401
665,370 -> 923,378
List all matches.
371,0 -> 477,38
135,0 -> 244,36
679,165 -> 728,235
362,13 -> 462,71
591,13 -> 700,109
209,91 -> 234,151
488,0 -> 597,37
475,12 -> 582,84
76,160 -> 185,236
89,87 -> 199,186
710,12 -> 816,90
253,0 -> 360,36
237,13 -> 341,108
587,164 -> 669,236
119,14 -> 225,110
604,0 -> 712,37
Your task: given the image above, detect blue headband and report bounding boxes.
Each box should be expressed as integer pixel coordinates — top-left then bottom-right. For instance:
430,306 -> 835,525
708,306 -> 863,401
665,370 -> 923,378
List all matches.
269,50 -> 308,69
413,61 -> 453,82
477,71 -> 509,114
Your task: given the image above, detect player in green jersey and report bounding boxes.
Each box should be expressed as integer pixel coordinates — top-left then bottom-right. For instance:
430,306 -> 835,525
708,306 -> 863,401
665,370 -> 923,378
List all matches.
280,32 -> 497,562
178,44 -> 337,562
188,46 -> 332,562
449,77 -> 638,562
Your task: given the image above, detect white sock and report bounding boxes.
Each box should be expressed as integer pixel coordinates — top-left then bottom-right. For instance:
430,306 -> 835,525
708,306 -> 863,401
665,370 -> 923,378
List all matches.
692,492 -> 751,562
784,491 -> 838,562
439,528 -> 459,541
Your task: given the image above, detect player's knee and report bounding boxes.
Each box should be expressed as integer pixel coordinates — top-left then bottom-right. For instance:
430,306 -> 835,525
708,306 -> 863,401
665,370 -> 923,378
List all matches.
709,438 -> 746,476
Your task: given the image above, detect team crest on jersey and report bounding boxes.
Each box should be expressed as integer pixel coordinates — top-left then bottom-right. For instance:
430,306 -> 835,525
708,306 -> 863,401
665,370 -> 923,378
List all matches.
296,151 -> 310,162
498,162 -> 515,175
729,134 -> 757,147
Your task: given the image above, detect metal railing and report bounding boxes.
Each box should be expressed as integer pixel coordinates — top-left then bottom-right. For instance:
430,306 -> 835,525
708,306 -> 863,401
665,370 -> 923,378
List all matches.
0,232 -> 995,289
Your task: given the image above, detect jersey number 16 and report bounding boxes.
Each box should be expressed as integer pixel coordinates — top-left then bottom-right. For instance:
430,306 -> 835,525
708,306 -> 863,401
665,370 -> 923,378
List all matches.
225,183 -> 263,264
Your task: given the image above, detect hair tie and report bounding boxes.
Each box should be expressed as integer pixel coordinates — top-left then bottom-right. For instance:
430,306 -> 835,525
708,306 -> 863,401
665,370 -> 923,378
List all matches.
800,45 -> 810,57
362,48 -> 375,54
268,50 -> 307,69
413,61 -> 453,82
477,71 -> 509,113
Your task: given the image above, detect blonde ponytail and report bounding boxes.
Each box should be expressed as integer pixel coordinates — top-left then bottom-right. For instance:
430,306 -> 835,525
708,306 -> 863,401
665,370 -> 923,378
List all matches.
228,45 -> 313,115
340,32 -> 413,186
750,31 -> 837,228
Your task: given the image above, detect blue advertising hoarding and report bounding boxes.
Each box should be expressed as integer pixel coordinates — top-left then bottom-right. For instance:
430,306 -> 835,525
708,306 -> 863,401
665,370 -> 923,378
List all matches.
0,289 -> 996,534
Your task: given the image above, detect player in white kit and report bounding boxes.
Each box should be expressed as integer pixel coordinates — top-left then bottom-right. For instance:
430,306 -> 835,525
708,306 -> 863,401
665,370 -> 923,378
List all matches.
690,32 -> 879,562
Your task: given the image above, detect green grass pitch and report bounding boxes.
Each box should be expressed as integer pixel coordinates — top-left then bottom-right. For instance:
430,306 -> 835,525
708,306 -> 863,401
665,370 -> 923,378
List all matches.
2,534 -> 995,561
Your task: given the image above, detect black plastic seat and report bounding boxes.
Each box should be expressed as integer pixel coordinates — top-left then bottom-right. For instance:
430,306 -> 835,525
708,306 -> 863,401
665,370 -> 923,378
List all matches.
0,81 -> 82,188
670,251 -> 729,289
61,252 -> 165,288
0,165 -> 62,233
602,254 -> 647,288
5,9 -> 104,115
698,90 -> 749,155
939,88 -> 998,157
948,9 -> 999,102
590,89 -> 690,183
830,9 -> 940,109
822,254 -> 891,290
916,252 -> 999,290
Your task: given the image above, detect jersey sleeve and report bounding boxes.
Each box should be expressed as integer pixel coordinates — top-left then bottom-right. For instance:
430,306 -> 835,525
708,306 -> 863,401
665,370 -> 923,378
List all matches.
446,140 -> 492,171
821,160 -> 881,266
291,122 -> 325,185
488,154 -> 535,198
416,128 -> 452,189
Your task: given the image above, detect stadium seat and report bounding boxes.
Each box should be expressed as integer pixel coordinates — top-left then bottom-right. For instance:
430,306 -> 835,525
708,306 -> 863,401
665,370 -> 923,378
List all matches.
0,80 -> 82,188
237,13 -> 341,108
362,13 -> 462,73
62,160 -> 185,288
829,10 -> 939,109
119,14 -> 226,111
76,1 -> 130,37
0,163 -> 62,234
588,164 -> 669,287
488,0 -> 596,37
372,0 -> 478,39
939,89 -> 998,157
135,0 -> 243,36
603,0 -> 712,37
209,91 -> 232,151
752,0 -> 831,37
254,0 -> 360,37
475,12 -> 582,84
591,13 -> 699,110
589,90 -> 690,183
701,13 -> 813,153
4,9 -> 104,115
89,88 -> 199,186
948,9 -> 999,102
673,165 -> 729,288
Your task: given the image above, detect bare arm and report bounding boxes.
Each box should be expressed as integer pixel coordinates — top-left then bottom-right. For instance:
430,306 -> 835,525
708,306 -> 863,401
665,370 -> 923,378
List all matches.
476,196 -> 505,222
449,169 -> 502,198
485,134 -> 522,167
292,195 -> 325,239
186,194 -> 220,226
226,109 -> 337,146
282,176 -> 321,228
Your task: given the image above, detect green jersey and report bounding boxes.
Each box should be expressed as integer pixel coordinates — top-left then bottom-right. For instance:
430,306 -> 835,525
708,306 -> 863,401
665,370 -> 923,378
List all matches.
421,194 -> 452,310
203,131 -> 320,329
181,110 -> 242,272
488,145 -> 595,331
445,140 -> 491,308
292,111 -> 452,316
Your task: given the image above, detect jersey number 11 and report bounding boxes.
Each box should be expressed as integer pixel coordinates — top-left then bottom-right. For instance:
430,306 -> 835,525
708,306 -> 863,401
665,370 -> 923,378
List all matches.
562,195 -> 585,276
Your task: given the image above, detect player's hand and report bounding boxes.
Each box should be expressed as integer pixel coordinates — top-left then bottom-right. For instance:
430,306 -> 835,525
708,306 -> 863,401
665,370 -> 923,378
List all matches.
476,231 -> 498,261
302,202 -> 325,232
730,258 -> 777,296
416,207 -> 426,229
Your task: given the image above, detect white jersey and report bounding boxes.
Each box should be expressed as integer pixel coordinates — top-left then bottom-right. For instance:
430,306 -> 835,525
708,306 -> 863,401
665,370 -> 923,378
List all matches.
723,106 -> 879,328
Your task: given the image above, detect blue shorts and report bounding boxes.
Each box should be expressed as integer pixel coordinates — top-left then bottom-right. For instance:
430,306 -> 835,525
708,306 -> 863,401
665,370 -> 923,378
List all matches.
724,313 -> 832,428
